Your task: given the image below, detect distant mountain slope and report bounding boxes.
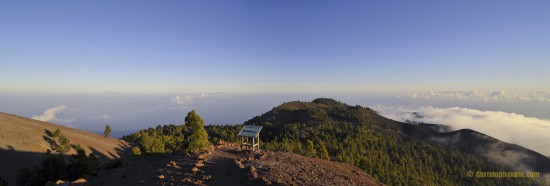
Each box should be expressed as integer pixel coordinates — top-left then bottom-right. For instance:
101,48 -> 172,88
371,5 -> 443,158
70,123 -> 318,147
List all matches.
243,98 -> 548,185
0,112 -> 129,185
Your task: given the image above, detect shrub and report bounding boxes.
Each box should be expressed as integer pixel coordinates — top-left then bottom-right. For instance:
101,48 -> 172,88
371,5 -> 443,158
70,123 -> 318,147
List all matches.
105,158 -> 122,169
0,176 -> 7,186
132,146 -> 142,156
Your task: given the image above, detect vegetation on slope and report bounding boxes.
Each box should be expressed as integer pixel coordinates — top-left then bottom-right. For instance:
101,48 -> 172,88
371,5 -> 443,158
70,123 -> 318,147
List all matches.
208,98 -> 536,185
16,148 -> 101,186
122,110 -> 210,154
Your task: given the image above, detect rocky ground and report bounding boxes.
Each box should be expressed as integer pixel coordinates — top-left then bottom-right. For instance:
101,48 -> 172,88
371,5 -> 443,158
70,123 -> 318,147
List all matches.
87,143 -> 382,186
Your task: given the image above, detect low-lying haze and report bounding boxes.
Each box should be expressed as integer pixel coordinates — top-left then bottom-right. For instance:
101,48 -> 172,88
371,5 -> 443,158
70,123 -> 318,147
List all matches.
1,91 -> 549,156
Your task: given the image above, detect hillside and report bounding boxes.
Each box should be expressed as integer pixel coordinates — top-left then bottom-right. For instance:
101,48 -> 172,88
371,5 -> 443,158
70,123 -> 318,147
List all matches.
87,143 -> 381,186
240,98 -> 548,185
0,112 -> 129,185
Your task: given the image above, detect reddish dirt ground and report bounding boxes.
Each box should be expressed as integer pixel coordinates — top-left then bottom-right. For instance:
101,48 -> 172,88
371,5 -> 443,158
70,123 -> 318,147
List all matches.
87,144 -> 382,186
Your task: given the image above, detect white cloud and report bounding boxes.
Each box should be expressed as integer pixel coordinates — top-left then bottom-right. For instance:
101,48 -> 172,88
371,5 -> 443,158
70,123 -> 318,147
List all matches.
403,90 -> 550,103
32,105 -> 75,124
171,95 -> 194,106
92,114 -> 110,120
373,105 -> 550,156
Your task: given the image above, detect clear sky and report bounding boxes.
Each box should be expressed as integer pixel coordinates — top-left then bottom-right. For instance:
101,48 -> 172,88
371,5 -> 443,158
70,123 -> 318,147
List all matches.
1,1 -> 549,94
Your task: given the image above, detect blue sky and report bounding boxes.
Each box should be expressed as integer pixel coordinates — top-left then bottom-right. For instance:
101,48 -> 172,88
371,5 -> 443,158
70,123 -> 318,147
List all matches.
1,1 -> 549,94
2,1 -> 550,156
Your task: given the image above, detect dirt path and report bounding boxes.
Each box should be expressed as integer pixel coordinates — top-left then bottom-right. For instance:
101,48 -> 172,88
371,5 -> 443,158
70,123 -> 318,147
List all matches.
88,144 -> 380,185
204,146 -> 257,186
87,144 -> 259,186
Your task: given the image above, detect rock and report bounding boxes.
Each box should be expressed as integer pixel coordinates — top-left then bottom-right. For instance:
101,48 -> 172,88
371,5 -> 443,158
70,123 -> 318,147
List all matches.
158,175 -> 165,179
239,164 -> 245,169
250,166 -> 259,179
202,175 -> 212,181
183,178 -> 192,183
168,161 -> 177,167
196,160 -> 204,167
192,167 -> 199,172
72,178 -> 87,183
55,180 -> 66,184
260,153 -> 268,159
251,171 -> 259,179
261,176 -> 272,185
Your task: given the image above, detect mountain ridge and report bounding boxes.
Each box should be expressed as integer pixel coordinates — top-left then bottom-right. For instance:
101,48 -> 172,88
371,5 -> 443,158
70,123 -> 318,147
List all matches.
243,98 -> 548,185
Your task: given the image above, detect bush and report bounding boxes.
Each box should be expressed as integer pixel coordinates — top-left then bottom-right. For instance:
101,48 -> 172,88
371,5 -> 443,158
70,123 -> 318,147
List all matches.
0,176 -> 7,186
16,150 -> 100,185
67,149 -> 100,179
105,158 -> 122,169
132,146 -> 142,156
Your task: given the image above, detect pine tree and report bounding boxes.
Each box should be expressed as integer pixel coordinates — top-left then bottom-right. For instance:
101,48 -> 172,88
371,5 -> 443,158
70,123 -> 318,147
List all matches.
54,128 -> 61,137
104,124 -> 111,137
185,110 -> 209,151
305,140 -> 316,157
55,135 -> 71,154
317,141 -> 330,160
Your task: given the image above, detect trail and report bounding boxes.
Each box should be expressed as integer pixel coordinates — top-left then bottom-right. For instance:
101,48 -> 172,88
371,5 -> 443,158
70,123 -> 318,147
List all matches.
204,145 -> 257,186
87,144 -> 258,186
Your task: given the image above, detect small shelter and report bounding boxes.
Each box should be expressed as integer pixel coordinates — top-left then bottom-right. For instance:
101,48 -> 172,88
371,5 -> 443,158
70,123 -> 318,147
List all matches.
238,125 -> 263,152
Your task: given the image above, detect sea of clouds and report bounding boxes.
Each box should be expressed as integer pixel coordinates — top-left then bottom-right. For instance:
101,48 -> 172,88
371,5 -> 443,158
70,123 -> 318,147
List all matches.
2,90 -> 549,156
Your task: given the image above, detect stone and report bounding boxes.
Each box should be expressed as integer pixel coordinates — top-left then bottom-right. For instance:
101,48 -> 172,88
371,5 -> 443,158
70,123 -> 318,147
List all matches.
192,167 -> 199,172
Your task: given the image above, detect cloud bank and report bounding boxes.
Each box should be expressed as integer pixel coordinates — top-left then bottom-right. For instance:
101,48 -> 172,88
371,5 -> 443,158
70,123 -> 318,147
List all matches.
373,105 -> 550,156
32,105 -> 75,124
171,95 -> 194,106
402,90 -> 550,103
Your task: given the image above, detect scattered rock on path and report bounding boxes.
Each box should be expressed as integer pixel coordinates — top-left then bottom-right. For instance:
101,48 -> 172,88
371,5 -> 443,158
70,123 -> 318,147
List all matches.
196,160 -> 204,167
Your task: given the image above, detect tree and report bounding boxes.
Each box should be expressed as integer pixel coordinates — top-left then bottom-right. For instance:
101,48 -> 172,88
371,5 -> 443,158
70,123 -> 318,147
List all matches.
67,149 -> 99,179
55,135 -> 71,154
304,140 -> 316,157
54,128 -> 61,137
317,141 -> 330,160
185,110 -> 209,151
104,124 -> 111,137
